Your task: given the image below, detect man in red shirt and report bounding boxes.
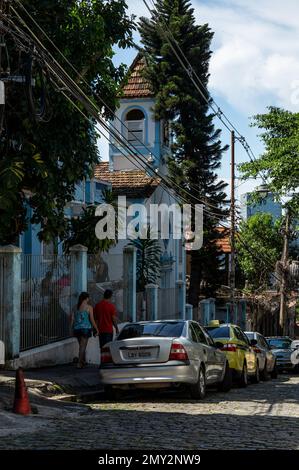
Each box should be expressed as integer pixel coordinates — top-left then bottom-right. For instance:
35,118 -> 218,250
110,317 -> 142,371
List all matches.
94,289 -> 119,349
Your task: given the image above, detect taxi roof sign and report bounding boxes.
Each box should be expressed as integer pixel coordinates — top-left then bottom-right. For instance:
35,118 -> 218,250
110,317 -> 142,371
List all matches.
208,320 -> 221,327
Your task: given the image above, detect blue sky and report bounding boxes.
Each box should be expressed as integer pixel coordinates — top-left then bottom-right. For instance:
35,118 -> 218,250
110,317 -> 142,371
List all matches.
99,0 -> 299,202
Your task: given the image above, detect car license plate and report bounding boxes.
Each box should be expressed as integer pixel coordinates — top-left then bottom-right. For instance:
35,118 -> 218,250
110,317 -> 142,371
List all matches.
127,350 -> 152,359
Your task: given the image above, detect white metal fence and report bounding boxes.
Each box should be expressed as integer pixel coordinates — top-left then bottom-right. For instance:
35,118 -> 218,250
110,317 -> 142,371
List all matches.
87,253 -> 126,321
1,248 -> 182,354
20,255 -> 72,351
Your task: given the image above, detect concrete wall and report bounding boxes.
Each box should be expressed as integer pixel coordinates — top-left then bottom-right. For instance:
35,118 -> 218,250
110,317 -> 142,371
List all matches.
6,337 -> 101,370
5,325 -> 129,370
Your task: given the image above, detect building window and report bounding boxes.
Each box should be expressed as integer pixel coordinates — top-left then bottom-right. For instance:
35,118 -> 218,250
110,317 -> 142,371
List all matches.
125,109 -> 145,145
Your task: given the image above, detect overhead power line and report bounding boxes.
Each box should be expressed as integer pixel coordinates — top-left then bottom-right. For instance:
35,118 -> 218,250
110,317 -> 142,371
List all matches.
143,0 -> 267,183
12,0 -> 230,214
0,4 -> 280,281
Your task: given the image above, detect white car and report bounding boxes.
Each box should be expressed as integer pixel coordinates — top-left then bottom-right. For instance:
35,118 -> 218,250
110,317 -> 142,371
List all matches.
100,320 -> 232,399
245,331 -> 278,380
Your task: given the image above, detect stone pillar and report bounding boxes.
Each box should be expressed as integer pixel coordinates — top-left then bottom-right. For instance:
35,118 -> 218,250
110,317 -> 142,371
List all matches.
176,280 -> 186,320
0,245 -> 22,360
239,300 -> 247,330
185,303 -> 193,321
199,298 -> 215,326
210,298 -> 216,321
123,245 -> 137,322
146,284 -> 158,321
69,244 -> 88,309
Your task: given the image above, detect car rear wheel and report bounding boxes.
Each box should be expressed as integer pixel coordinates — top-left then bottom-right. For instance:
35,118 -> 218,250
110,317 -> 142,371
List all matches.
217,361 -> 232,392
190,365 -> 206,399
104,386 -> 123,400
261,361 -> 270,381
238,362 -> 248,388
251,361 -> 260,384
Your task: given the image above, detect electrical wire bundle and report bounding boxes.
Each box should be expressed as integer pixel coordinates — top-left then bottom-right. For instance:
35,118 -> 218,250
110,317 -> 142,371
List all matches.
0,0 -> 280,285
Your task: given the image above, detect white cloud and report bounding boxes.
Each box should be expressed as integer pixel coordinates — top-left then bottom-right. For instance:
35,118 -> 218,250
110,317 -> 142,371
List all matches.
194,0 -> 299,113
126,0 -> 299,114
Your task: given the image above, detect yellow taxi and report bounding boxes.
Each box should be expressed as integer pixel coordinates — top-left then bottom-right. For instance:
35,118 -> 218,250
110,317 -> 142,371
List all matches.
205,321 -> 259,387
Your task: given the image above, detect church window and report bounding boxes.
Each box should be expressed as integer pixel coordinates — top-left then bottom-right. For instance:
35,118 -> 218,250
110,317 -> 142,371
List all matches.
125,109 -> 145,145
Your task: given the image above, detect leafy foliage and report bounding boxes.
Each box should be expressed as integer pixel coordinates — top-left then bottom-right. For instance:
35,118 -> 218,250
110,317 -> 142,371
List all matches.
139,0 -> 228,303
236,213 -> 283,291
130,231 -> 162,292
239,107 -> 299,213
64,189 -> 118,254
0,0 -> 134,245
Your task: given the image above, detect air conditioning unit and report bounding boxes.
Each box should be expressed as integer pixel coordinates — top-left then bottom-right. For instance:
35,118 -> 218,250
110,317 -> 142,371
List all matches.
0,341 -> 4,365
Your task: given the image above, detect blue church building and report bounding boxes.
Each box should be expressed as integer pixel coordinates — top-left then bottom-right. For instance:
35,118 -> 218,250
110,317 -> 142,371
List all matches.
20,178 -> 111,256
94,53 -> 186,290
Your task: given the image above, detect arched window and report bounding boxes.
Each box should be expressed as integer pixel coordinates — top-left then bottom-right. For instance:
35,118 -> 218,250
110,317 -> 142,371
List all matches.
125,109 -> 145,145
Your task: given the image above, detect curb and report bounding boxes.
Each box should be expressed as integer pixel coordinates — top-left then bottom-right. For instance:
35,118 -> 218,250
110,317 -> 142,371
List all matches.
49,389 -> 105,403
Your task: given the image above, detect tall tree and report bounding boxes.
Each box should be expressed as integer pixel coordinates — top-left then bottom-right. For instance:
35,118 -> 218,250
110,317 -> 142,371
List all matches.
139,0 -> 228,304
0,0 -> 134,245
236,213 -> 283,291
240,107 -> 299,213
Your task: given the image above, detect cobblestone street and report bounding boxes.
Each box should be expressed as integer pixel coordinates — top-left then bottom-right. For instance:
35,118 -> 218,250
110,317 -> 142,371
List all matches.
0,374 -> 299,450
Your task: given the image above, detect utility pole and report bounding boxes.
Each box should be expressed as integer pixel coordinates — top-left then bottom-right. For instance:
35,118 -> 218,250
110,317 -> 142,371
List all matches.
279,209 -> 290,335
230,131 -> 236,323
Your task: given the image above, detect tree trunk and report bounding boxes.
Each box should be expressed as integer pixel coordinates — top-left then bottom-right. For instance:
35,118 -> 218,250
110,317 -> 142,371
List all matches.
188,250 -> 202,307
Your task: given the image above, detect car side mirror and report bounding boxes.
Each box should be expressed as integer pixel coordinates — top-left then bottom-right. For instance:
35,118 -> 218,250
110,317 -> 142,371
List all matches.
214,341 -> 223,349
250,339 -> 257,346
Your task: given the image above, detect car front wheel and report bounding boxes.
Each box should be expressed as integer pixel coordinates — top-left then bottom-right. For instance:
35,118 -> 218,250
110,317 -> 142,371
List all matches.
217,362 -> 232,392
251,361 -> 260,384
190,365 -> 206,399
271,361 -> 278,379
261,361 -> 270,381
238,362 -> 248,388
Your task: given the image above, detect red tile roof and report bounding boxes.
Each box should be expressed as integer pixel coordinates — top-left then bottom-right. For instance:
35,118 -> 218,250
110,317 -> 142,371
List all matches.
94,162 -> 160,198
121,53 -> 154,99
215,227 -> 231,254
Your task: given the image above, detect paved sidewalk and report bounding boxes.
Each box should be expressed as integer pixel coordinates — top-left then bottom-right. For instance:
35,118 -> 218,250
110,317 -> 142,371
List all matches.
0,364 -> 102,408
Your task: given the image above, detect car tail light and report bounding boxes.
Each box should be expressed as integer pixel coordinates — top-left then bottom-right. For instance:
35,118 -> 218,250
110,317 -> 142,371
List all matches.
101,346 -> 113,364
253,347 -> 262,354
221,343 -> 237,352
169,342 -> 189,361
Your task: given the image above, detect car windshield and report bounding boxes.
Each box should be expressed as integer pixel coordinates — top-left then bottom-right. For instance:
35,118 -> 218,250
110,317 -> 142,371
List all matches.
267,339 -> 292,349
117,322 -> 184,340
205,326 -> 231,339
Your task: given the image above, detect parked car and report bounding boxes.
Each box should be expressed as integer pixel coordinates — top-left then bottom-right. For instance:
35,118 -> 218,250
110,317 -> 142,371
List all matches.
205,321 -> 259,387
290,342 -> 299,372
244,331 -> 278,380
291,340 -> 299,350
99,320 -> 232,399
266,337 -> 295,372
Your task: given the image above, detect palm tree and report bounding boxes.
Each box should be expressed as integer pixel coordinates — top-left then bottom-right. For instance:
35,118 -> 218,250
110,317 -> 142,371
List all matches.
130,231 -> 162,292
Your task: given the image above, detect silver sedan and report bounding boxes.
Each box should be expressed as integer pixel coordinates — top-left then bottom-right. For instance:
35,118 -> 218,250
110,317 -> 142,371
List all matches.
245,331 -> 278,380
99,320 -> 232,398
